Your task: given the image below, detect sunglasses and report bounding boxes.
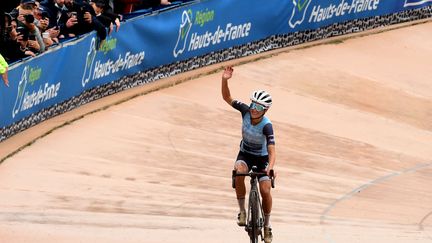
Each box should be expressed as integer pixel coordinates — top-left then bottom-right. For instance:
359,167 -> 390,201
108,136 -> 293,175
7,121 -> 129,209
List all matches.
249,102 -> 266,112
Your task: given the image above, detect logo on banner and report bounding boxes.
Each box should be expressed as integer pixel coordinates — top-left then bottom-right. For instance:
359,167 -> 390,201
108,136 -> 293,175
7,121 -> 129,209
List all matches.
12,66 -> 29,118
12,66 -> 61,118
289,0 -> 313,28
173,9 -> 252,58
81,38 -> 98,88
173,10 -> 193,58
289,0 -> 381,28
404,0 -> 432,7
80,37 -> 145,88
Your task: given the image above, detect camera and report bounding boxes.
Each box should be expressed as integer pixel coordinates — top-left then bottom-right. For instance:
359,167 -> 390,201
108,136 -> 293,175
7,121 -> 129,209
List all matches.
24,14 -> 35,24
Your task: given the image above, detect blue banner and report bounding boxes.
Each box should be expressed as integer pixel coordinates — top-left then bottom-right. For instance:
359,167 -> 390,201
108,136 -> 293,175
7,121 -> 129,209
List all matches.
1,0 -> 431,130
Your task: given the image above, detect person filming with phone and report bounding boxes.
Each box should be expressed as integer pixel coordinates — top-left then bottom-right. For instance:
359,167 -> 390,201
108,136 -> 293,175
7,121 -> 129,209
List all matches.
61,0 -> 107,41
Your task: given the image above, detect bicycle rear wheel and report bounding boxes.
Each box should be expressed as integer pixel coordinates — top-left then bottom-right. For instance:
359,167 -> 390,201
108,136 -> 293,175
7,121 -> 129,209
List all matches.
248,191 -> 260,243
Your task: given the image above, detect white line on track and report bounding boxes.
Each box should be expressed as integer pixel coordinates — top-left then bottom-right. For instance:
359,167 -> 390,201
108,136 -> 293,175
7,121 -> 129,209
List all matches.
320,162 -> 432,243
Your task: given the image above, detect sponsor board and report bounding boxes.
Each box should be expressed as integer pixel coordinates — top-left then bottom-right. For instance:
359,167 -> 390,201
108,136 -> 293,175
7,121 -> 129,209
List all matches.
81,37 -> 145,88
173,8 -> 252,58
12,66 -> 61,119
289,0 -> 381,28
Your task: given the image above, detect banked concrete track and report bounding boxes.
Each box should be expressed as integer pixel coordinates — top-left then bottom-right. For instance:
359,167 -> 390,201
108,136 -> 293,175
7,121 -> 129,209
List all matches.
0,21 -> 431,243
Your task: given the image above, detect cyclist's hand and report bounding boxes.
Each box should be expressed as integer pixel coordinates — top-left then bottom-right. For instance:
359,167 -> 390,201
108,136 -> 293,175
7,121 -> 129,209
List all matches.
222,66 -> 233,80
266,168 -> 275,178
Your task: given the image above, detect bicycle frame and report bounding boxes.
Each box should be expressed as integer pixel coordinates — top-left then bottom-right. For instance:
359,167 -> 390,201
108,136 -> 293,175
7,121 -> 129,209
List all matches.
232,167 -> 274,243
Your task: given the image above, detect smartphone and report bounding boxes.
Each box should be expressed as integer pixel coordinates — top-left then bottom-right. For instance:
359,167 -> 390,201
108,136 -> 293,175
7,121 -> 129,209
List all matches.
17,26 -> 29,41
16,26 -> 25,34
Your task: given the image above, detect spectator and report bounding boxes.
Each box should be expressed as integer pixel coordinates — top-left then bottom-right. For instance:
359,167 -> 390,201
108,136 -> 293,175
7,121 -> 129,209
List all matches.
101,0 -> 122,30
17,7 -> 46,53
34,4 -> 58,47
3,19 -> 36,63
90,0 -> 121,34
9,0 -> 38,20
40,0 -> 68,30
37,0 -> 62,43
9,0 -> 46,53
62,0 -> 107,40
34,2 -> 50,32
0,53 -> 9,87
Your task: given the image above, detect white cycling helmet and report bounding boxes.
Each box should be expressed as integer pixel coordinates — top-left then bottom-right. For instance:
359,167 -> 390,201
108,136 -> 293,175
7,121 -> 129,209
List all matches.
250,90 -> 272,108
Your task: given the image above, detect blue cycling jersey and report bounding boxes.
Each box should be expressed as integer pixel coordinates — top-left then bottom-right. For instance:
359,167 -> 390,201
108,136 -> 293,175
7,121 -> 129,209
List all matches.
232,100 -> 275,156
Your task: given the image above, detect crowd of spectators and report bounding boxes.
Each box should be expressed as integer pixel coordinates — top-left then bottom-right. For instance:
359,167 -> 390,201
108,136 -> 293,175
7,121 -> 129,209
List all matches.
0,0 -> 175,87
0,0 -> 173,63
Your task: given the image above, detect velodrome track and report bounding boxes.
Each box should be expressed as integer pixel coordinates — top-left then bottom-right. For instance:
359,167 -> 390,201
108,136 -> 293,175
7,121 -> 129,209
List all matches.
0,21 -> 431,243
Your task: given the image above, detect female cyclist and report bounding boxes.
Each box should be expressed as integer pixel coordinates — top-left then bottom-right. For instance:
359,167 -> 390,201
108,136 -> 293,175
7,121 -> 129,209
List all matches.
221,66 -> 275,243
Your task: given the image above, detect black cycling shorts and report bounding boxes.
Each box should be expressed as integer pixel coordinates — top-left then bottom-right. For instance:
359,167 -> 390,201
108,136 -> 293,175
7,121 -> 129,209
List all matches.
236,151 -> 269,180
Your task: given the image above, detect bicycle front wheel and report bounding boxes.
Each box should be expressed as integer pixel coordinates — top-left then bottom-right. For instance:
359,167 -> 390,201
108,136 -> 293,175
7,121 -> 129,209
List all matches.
248,191 -> 260,243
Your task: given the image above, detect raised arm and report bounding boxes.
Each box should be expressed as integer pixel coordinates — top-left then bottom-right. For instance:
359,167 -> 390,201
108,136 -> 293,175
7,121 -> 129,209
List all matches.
221,66 -> 234,105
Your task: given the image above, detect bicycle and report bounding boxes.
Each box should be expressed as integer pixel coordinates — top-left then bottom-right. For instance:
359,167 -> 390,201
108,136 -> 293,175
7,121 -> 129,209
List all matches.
232,166 -> 275,243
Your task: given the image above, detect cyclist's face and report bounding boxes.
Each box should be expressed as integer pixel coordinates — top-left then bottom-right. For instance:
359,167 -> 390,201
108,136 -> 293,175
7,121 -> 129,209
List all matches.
249,102 -> 266,118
